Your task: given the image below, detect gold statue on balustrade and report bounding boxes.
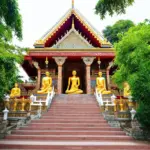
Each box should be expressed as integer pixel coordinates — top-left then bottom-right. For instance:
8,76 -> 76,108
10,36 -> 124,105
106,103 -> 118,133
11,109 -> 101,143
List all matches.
65,70 -> 83,94
123,82 -> 131,97
10,83 -> 21,98
96,71 -> 111,94
37,71 -> 52,94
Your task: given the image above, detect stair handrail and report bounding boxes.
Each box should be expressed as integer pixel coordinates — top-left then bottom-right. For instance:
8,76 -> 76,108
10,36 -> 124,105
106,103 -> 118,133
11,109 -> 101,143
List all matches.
30,86 -> 55,106
94,88 -> 104,106
46,86 -> 55,107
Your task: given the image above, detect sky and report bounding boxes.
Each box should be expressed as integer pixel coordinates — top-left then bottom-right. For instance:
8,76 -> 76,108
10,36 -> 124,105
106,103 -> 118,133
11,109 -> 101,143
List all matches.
14,0 -> 150,48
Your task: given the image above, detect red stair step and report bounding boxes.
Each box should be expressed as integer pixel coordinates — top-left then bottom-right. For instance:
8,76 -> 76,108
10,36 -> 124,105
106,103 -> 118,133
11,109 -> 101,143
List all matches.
5,135 -> 133,141
0,141 -> 150,150
12,130 -> 126,135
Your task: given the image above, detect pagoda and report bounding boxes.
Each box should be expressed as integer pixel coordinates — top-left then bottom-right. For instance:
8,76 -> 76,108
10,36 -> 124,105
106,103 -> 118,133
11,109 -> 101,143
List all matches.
22,0 -> 115,94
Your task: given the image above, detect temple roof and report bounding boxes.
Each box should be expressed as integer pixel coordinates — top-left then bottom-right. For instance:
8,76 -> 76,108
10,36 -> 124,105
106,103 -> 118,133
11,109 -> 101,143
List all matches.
34,5 -> 112,48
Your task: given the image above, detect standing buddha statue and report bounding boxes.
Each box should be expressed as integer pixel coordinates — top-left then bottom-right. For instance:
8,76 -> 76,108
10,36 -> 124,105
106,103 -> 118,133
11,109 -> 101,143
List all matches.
96,71 -> 111,94
37,71 -> 52,94
65,70 -> 83,94
123,82 -> 131,97
10,83 -> 21,98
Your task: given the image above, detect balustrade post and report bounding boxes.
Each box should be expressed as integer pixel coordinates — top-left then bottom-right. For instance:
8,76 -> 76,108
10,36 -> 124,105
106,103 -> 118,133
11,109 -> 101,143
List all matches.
21,97 -> 25,111
3,108 -> 9,121
13,99 -> 17,111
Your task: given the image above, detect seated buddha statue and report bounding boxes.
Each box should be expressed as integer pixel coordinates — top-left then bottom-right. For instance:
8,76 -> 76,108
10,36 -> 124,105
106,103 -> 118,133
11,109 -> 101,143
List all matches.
37,71 -> 52,94
123,82 -> 131,97
65,70 -> 83,94
96,71 -> 111,94
10,83 -> 21,98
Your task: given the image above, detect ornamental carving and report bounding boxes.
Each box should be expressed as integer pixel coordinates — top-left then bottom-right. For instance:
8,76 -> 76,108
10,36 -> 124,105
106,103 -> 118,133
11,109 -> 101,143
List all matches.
52,29 -> 93,49
82,57 -> 95,66
32,61 -> 40,69
53,57 -> 67,66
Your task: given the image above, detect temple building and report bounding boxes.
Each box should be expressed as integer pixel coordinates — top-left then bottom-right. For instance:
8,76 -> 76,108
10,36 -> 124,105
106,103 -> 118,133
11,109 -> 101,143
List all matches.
22,1 -> 115,94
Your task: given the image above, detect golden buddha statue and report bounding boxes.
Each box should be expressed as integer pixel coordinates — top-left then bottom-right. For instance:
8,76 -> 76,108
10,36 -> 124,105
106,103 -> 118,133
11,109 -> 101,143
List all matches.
10,83 -> 21,98
123,82 -> 131,97
96,71 -> 111,94
65,70 -> 83,94
37,71 -> 52,94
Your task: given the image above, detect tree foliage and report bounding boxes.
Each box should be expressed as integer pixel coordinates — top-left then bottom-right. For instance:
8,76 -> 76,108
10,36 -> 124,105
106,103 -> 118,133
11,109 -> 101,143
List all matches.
113,21 -> 150,128
0,0 -> 24,101
0,56 -> 20,99
0,0 -> 22,39
95,0 -> 134,19
103,20 -> 135,44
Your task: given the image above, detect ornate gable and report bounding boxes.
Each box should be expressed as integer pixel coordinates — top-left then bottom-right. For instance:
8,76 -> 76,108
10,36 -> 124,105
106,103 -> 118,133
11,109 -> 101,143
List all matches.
34,2 -> 112,49
53,28 -> 93,49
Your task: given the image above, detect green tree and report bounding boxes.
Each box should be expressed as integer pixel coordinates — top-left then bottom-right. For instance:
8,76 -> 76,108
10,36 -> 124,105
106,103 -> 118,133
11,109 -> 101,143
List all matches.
95,0 -> 134,19
0,0 -> 22,39
0,0 -> 24,101
103,20 -> 135,44
113,21 -> 150,128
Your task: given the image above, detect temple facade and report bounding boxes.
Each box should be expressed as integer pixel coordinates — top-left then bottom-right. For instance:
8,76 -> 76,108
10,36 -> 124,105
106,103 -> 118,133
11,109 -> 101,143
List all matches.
22,2 -> 115,94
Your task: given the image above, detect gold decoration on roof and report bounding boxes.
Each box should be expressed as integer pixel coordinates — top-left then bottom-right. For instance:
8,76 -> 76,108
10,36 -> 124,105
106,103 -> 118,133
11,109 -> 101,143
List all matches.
102,38 -> 111,45
35,6 -> 111,47
34,40 -> 44,45
43,12 -> 72,43
73,11 -> 103,45
44,10 -> 103,46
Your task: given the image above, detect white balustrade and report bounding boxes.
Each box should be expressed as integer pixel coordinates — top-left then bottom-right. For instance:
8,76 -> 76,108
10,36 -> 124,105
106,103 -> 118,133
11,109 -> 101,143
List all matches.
130,108 -> 136,120
3,108 -> 9,121
30,94 -> 36,102
111,94 -> 116,105
30,86 -> 55,110
95,89 -> 116,112
94,88 -> 103,106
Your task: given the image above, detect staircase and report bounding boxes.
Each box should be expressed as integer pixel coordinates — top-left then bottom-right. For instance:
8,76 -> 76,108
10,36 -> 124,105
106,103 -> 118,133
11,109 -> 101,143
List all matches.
0,94 -> 149,149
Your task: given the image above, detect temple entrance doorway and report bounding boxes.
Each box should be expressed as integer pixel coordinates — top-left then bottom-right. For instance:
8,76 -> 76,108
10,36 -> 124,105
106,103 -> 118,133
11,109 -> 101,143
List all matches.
63,59 -> 86,94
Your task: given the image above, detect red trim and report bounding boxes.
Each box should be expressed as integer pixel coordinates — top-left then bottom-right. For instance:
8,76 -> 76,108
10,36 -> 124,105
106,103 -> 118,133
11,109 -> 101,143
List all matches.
28,51 -> 115,58
24,56 -> 32,60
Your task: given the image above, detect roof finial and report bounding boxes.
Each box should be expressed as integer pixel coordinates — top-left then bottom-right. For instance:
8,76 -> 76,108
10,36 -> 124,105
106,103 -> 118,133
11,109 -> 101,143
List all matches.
72,0 -> 74,9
